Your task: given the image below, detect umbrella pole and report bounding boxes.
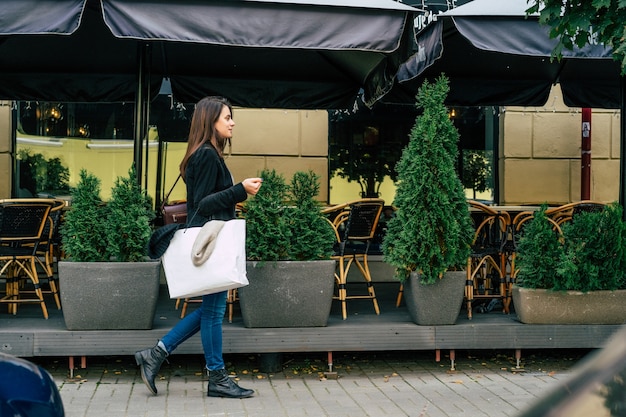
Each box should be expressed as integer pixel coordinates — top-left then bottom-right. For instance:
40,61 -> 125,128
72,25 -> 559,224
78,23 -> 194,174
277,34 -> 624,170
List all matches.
134,43 -> 152,186
581,108 -> 591,200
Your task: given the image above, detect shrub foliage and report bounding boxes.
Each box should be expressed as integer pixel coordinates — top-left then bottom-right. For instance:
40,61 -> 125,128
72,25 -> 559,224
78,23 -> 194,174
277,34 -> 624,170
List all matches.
517,202 -> 626,291
245,169 -> 334,262
382,75 -> 473,284
61,166 -> 153,262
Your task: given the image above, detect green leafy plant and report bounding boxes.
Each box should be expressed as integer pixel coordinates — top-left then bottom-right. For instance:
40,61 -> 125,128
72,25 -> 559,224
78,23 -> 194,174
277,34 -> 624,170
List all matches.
515,205 -> 562,289
245,169 -> 291,261
245,169 -> 335,262
45,156 -> 70,192
61,166 -> 154,262
61,170 -> 109,262
382,75 -> 474,285
462,149 -> 493,199
517,203 -> 626,292
288,171 -> 336,261
17,148 -> 70,195
556,203 -> 626,292
527,1 -> 626,75
106,165 -> 154,262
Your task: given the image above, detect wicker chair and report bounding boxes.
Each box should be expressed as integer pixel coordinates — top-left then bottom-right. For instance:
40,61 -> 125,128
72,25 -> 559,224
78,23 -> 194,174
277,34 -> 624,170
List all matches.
465,201 -> 509,319
177,289 -> 238,323
507,209 -> 562,284
0,202 -> 52,318
323,198 -> 384,320
545,200 -> 606,226
0,198 -> 65,310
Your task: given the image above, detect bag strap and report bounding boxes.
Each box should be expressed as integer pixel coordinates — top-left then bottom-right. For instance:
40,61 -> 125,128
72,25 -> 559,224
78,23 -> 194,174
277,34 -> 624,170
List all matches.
161,174 -> 182,209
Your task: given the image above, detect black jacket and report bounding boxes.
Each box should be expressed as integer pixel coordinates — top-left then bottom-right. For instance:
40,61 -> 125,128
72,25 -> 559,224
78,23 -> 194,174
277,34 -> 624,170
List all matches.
149,144 -> 248,258
186,145 -> 247,226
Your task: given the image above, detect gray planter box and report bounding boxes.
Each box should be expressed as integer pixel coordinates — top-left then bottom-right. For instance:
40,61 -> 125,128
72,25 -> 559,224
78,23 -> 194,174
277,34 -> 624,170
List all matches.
239,260 -> 335,328
512,285 -> 626,325
58,260 -> 161,330
404,270 -> 466,325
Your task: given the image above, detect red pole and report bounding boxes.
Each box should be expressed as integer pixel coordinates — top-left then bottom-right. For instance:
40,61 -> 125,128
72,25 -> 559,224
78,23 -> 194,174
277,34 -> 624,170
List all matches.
581,108 -> 592,200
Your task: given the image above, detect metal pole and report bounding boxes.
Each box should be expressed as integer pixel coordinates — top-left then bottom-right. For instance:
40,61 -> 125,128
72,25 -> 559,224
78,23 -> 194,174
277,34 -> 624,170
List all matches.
134,43 -> 151,186
581,108 -> 591,200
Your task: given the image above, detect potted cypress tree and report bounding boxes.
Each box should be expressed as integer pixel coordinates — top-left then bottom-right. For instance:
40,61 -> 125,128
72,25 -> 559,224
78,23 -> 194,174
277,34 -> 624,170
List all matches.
513,202 -> 626,324
58,166 -> 161,330
382,76 -> 474,325
239,169 -> 336,327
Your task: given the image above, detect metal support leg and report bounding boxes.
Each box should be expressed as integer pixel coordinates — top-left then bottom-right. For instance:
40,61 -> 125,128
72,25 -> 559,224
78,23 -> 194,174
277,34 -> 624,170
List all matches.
515,349 -> 525,371
68,356 -> 87,379
325,351 -> 337,379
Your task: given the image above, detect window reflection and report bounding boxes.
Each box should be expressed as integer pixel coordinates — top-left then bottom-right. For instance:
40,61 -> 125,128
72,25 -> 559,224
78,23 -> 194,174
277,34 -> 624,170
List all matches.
15,101 -> 147,200
13,99 -> 191,202
17,101 -> 134,139
328,104 -> 497,204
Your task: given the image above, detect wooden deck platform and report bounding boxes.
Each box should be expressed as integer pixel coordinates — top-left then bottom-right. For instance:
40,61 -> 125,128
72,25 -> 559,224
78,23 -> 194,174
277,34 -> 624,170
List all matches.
0,283 -> 621,361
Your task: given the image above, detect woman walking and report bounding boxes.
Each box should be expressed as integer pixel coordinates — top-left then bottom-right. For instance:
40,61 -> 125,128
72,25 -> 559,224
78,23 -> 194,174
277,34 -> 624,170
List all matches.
136,96 -> 262,398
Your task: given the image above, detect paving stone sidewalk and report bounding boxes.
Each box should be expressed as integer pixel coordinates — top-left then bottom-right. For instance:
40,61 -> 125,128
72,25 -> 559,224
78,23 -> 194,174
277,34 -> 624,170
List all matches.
39,350 -> 588,417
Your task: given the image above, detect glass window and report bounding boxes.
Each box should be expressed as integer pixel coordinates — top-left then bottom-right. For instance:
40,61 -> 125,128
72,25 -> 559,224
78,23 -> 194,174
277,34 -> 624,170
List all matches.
14,101 -> 150,201
328,104 -> 498,205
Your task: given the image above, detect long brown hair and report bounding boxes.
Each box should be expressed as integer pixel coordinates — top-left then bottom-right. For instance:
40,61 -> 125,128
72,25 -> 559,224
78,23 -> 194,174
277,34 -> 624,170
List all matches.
179,96 -> 233,179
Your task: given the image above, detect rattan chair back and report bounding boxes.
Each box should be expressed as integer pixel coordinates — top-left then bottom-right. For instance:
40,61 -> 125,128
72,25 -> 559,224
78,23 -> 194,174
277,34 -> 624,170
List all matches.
339,200 -> 384,244
0,202 -> 53,318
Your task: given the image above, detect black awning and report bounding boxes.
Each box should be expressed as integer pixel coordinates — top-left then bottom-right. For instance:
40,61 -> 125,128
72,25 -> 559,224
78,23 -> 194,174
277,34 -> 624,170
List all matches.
0,0 -> 420,109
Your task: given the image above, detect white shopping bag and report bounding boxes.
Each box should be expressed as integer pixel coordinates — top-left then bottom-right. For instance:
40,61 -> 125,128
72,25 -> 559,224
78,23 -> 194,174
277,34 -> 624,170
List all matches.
162,219 -> 248,299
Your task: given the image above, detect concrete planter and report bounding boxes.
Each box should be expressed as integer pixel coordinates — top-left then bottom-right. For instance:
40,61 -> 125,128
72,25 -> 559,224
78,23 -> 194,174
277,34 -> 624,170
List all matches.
239,260 -> 335,328
512,285 -> 626,325
58,260 -> 161,330
404,270 -> 466,325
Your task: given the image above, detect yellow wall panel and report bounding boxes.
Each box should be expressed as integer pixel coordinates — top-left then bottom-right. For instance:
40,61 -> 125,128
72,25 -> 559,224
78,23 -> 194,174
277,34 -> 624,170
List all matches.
0,103 -> 10,153
611,112 -> 621,159
503,159 -> 571,204
501,84 -> 621,205
300,110 -> 328,156
0,153 -> 11,199
589,160 -> 620,202
533,112 -> 581,158
233,108 -> 300,156
226,156 -> 267,182
266,156 -> 329,201
502,112 -> 532,158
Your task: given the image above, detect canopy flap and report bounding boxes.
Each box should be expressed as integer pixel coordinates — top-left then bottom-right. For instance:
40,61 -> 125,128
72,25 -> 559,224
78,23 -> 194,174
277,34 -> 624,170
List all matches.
102,0 -> 410,52
0,0 -> 85,35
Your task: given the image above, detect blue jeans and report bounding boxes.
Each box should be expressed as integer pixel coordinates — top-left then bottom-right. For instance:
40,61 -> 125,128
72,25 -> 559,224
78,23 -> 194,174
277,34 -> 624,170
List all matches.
160,291 -> 227,371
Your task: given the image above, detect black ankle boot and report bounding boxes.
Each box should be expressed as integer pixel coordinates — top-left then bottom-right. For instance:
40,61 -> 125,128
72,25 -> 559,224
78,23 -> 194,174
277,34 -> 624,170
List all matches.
135,344 -> 168,395
207,368 -> 254,398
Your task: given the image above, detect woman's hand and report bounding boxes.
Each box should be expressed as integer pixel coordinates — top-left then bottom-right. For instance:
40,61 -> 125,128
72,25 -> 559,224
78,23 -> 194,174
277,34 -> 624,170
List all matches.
242,178 -> 263,195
